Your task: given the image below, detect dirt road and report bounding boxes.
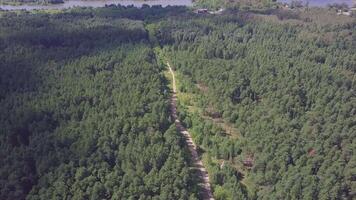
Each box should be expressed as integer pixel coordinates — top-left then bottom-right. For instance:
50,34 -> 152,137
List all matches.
168,62 -> 214,200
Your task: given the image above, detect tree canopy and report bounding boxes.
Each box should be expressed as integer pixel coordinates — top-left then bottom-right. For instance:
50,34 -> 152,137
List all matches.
0,4 -> 355,200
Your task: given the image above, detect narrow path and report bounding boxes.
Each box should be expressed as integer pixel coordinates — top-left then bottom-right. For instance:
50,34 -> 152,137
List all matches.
167,62 -> 214,200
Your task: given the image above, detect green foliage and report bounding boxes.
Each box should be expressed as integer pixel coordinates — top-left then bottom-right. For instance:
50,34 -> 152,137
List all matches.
152,9 -> 355,199
0,4 -> 355,200
195,0 -> 277,9
0,9 -> 198,200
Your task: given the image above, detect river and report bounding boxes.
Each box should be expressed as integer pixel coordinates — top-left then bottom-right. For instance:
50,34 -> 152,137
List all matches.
0,0 -> 192,11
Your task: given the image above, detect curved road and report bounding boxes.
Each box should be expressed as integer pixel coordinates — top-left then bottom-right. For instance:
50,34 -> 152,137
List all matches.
168,62 -> 214,200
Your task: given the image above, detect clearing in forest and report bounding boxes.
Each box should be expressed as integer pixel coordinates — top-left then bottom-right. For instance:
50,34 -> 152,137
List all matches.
167,62 -> 215,200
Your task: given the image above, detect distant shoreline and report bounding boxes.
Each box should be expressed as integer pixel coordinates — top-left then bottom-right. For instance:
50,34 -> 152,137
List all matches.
0,0 -> 169,6
0,0 -> 193,11
277,0 -> 354,8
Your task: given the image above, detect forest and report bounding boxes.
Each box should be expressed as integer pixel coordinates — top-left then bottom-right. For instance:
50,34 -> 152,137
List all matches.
0,7 -> 200,200
0,2 -> 355,200
151,5 -> 355,200
195,0 -> 282,10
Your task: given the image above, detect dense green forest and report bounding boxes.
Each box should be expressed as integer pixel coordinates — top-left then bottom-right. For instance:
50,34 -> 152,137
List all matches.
195,0 -> 278,9
0,3 -> 355,200
0,7 -> 200,200
150,7 -> 355,200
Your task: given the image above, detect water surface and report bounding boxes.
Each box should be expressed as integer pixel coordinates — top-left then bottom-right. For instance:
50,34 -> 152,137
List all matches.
0,0 -> 192,10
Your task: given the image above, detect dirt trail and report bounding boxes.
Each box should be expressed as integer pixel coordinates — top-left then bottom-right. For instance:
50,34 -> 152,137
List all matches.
168,62 -> 214,200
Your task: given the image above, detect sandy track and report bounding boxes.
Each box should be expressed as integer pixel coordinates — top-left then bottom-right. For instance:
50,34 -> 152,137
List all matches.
168,62 -> 214,200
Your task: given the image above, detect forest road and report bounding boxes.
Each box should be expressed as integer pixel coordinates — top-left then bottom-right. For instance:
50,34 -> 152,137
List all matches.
167,62 -> 215,200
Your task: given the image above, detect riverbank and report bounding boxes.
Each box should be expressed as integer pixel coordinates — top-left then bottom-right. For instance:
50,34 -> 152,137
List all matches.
0,0 -> 192,10
0,0 -> 64,6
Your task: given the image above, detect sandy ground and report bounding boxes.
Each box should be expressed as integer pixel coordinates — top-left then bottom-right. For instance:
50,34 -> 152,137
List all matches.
168,62 -> 214,200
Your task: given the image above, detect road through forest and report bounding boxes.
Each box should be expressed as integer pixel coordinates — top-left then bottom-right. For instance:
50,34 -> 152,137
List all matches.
167,62 -> 214,200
